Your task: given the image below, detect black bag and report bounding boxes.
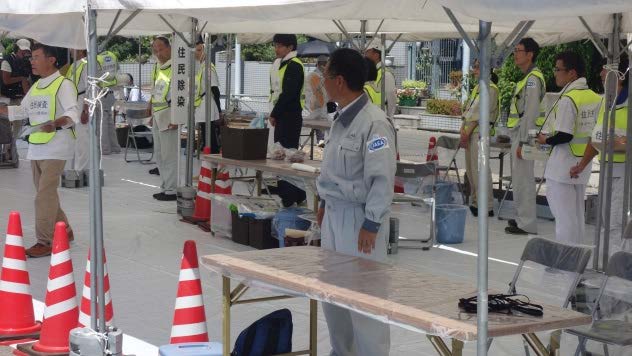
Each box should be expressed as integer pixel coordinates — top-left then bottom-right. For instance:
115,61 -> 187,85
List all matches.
232,309 -> 293,356
131,125 -> 153,149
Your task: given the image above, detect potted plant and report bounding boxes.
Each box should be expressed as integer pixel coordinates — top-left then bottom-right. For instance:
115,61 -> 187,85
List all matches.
397,88 -> 419,107
402,80 -> 429,104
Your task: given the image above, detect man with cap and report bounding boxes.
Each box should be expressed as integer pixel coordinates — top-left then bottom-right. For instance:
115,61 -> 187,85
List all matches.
0,43 -> 80,257
317,47 -> 395,356
365,43 -> 397,120
269,34 -> 307,207
1,39 -> 33,143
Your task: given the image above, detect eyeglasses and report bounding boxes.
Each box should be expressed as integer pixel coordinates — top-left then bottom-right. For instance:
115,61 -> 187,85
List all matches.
512,48 -> 526,54
553,67 -> 568,73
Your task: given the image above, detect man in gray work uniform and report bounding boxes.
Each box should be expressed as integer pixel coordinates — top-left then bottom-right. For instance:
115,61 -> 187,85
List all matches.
506,38 -> 546,235
316,48 -> 396,356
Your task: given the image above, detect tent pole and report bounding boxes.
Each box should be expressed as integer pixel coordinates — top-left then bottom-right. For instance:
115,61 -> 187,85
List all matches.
235,38 -> 242,96
332,20 -> 360,52
86,5 -> 105,332
599,13 -> 622,269
461,41 -> 470,104
380,34 -> 386,112
205,33 -> 213,149
138,36 -> 142,89
624,37 -> 632,230
477,19 -> 492,356
443,7 -> 479,56
369,19 -> 385,48
185,18 -> 197,187
104,10 -> 122,43
579,16 -> 609,58
387,34 -> 403,53
360,20 -> 367,51
225,35 -> 233,112
99,10 -> 142,52
496,21 -> 526,54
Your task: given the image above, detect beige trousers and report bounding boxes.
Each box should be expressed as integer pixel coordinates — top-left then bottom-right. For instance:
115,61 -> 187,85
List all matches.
31,159 -> 71,245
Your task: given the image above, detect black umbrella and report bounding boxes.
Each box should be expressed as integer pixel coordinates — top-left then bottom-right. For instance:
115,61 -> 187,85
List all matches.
297,40 -> 336,57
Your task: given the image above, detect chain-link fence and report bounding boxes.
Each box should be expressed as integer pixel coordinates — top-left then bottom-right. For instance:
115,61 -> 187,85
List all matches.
415,39 -> 463,93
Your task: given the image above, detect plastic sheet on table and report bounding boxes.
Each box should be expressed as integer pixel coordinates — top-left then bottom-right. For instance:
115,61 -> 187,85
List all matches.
201,247 -> 589,341
210,194 -> 280,220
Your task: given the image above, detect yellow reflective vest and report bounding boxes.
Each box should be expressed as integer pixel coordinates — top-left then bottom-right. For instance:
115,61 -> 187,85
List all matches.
66,58 -> 87,89
97,51 -> 118,88
151,63 -> 172,113
551,88 -> 601,157
463,82 -> 500,135
364,81 -> 381,106
27,76 -> 75,144
592,98 -> 628,163
508,67 -> 546,128
270,57 -> 305,108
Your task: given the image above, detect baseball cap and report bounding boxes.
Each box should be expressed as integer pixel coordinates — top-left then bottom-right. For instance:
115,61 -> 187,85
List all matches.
16,39 -> 31,51
368,40 -> 384,52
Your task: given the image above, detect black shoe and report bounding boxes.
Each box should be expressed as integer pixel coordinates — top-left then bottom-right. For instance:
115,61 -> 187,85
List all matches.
153,192 -> 177,201
508,219 -> 518,228
149,167 -> 160,175
505,226 -> 529,235
469,206 -> 478,217
488,210 -> 494,217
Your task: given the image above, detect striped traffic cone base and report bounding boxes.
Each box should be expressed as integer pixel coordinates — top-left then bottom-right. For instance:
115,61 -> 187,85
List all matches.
18,222 -> 78,356
0,212 -> 41,341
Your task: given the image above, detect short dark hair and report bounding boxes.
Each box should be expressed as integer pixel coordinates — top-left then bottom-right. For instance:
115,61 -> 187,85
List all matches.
327,48 -> 366,92
272,34 -> 297,51
555,51 -> 586,77
364,57 -> 377,81
518,37 -> 540,62
196,34 -> 204,46
153,36 -> 171,47
32,43 -> 59,67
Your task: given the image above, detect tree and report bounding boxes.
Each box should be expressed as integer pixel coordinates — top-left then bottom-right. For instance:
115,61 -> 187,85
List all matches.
241,34 -> 310,62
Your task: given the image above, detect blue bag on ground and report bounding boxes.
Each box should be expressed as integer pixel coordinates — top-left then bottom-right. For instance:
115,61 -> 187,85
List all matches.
232,309 -> 293,356
272,207 -> 312,247
436,204 -> 467,244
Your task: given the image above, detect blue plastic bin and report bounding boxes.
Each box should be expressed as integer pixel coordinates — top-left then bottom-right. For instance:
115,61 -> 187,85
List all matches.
435,181 -> 457,205
435,204 -> 467,244
159,342 -> 223,356
272,207 -> 312,247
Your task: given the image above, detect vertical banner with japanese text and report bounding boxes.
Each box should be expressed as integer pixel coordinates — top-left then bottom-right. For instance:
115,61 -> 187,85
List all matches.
171,33 -> 191,125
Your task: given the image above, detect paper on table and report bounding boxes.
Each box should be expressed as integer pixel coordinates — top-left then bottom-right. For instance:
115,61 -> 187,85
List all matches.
291,163 -> 319,173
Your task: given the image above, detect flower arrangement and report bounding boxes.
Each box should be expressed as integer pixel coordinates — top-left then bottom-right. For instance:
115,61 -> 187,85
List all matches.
397,88 -> 418,107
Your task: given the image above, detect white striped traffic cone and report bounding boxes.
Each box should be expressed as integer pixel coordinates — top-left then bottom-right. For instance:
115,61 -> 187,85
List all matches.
78,249 -> 114,328
0,212 -> 41,341
186,147 -> 214,223
18,222 -> 78,355
170,240 -> 208,344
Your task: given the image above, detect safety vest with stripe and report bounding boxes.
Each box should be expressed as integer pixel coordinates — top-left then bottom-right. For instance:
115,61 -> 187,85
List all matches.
364,81 -> 381,106
97,51 -> 118,88
463,82 -> 500,135
508,68 -> 546,128
270,57 -> 305,108
592,98 -> 628,163
194,62 -> 217,108
151,63 -> 172,113
27,76 -> 75,144
551,88 -> 601,157
66,58 -> 87,89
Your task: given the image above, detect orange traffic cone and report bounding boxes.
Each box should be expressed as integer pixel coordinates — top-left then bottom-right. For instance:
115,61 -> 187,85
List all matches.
197,166 -> 232,232
78,249 -> 114,328
0,212 -> 41,341
170,241 -> 208,344
17,222 -> 78,355
426,136 -> 438,162
184,147 -> 214,224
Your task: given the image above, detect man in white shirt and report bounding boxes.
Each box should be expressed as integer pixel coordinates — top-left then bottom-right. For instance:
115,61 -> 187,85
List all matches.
537,51 -> 600,245
0,44 -> 80,257
193,37 -> 223,153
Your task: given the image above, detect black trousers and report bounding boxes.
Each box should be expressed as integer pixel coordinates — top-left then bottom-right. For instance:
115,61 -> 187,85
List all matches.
273,111 -> 306,207
198,121 -> 222,154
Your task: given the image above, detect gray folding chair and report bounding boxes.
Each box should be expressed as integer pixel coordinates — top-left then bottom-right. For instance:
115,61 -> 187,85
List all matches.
435,135 -> 466,204
488,237 -> 592,354
565,251 -> 632,356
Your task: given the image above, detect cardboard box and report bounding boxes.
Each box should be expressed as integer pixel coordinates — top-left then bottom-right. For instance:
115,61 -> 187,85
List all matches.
220,127 -> 269,160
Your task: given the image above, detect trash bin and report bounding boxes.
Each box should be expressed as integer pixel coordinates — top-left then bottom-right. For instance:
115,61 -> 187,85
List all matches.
435,181 -> 457,205
435,204 -> 467,244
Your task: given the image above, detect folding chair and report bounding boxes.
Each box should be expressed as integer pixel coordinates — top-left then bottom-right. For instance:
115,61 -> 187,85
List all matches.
435,135 -> 466,204
564,251 -> 632,356
393,160 -> 437,250
489,237 -> 592,354
124,119 -> 154,164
